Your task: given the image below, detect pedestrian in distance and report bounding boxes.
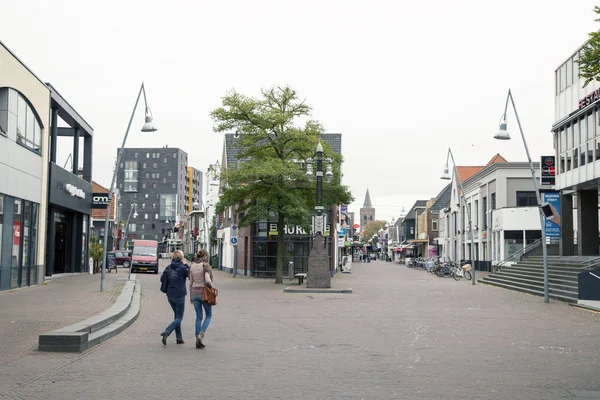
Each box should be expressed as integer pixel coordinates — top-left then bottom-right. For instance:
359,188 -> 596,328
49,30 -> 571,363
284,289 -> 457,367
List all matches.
160,250 -> 190,346
189,249 -> 214,349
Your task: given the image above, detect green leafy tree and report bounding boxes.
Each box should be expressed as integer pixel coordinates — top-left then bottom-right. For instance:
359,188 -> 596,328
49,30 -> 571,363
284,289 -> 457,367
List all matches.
89,232 -> 103,273
360,220 -> 388,244
578,6 -> 600,87
211,86 -> 353,283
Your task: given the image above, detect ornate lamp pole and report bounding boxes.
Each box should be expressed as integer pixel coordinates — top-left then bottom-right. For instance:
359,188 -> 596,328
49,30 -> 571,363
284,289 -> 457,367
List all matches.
306,142 -> 333,288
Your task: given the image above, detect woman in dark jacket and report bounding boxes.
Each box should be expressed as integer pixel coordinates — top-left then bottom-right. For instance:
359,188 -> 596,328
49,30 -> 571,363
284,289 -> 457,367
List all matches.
160,250 -> 190,345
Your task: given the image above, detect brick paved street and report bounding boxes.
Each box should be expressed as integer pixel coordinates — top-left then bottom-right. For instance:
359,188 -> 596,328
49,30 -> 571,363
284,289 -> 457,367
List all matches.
1,260 -> 599,399
0,271 -> 123,391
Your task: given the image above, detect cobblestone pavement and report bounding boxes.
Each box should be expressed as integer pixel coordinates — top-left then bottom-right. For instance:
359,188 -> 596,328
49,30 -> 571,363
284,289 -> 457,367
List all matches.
0,271 -> 123,391
1,260 -> 600,400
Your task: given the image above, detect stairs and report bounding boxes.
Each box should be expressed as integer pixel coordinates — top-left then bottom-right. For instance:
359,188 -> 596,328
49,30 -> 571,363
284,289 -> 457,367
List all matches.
479,256 -> 589,302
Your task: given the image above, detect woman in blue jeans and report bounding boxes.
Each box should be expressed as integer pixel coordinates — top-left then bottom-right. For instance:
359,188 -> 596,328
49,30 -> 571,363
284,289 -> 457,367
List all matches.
160,250 -> 190,345
189,250 -> 214,349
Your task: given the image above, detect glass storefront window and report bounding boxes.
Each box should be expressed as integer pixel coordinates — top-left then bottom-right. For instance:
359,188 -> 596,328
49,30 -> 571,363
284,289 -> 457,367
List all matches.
573,149 -> 579,169
82,215 -> 88,270
0,196 -> 3,269
580,117 -> 587,146
11,199 -> 21,288
22,201 -> 30,267
30,204 -> 38,285
573,121 -> 579,148
588,113 -> 594,141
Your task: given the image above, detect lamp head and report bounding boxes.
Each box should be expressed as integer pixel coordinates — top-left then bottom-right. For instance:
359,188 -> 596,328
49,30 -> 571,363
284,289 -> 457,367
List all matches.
165,220 -> 170,224
440,165 -> 451,180
494,115 -> 510,140
133,212 -> 138,218
306,163 -> 314,178
141,108 -> 157,132
325,164 -> 333,183
316,142 -> 323,153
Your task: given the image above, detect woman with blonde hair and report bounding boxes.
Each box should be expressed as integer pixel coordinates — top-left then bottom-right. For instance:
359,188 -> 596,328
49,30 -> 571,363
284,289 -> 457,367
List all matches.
189,249 -> 214,348
160,250 -> 190,345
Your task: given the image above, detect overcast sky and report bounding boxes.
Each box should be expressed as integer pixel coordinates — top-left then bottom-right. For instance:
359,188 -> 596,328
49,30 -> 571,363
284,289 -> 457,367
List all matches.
1,0 -> 597,222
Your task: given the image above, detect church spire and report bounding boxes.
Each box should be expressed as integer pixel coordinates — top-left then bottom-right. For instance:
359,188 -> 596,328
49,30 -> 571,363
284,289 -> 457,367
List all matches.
363,189 -> 372,208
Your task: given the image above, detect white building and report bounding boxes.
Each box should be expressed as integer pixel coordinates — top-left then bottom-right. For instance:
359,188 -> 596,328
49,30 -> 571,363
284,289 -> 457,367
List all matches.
552,39 -> 600,256
203,161 -> 221,260
438,154 -> 546,269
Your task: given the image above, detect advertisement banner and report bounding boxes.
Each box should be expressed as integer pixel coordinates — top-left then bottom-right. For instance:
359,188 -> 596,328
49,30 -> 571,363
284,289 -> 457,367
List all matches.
542,192 -> 561,238
340,205 -> 348,213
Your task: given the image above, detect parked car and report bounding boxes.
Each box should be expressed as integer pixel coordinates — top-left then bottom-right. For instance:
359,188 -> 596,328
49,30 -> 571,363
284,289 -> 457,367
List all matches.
109,250 -> 132,269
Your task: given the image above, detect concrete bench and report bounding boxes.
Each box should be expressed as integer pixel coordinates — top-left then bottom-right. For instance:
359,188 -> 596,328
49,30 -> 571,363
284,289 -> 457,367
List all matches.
294,273 -> 307,285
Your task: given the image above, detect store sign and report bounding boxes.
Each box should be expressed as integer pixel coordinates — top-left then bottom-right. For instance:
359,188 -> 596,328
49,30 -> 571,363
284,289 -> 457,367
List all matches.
540,156 -> 556,186
92,193 -> 110,209
579,88 -> 600,110
65,183 -> 86,199
13,222 -> 20,245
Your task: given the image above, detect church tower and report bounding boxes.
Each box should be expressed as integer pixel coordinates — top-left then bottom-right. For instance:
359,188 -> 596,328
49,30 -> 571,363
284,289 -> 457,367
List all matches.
359,189 -> 375,230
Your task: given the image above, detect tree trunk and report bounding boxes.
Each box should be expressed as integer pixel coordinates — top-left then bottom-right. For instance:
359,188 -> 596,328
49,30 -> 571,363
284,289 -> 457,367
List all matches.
275,212 -> 285,284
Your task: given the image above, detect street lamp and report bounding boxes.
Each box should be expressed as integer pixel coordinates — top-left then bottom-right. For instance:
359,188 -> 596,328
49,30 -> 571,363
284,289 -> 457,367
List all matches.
100,83 -> 157,292
122,203 -> 138,249
442,147 -> 476,285
306,142 -> 334,288
495,89 -> 549,303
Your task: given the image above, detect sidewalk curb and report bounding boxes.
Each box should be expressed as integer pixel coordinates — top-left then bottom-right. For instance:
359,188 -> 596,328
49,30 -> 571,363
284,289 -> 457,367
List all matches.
38,275 -> 142,352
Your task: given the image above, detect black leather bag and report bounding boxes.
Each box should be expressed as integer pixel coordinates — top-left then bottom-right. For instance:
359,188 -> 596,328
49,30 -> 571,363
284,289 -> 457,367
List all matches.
160,266 -> 171,293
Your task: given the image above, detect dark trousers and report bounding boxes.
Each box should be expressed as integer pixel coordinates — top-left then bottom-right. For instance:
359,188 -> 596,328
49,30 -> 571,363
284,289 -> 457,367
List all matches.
165,296 -> 185,339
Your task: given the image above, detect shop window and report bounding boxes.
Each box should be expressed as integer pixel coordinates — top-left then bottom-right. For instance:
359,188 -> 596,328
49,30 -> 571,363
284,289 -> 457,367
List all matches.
573,149 -> 579,169
11,199 -> 21,288
0,196 -> 3,263
516,191 -> 537,207
580,145 -> 587,167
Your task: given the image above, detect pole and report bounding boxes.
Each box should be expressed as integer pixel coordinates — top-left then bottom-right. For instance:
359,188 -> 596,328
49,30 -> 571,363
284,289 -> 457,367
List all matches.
100,83 -> 147,292
448,149 -> 476,284
506,89 -> 549,303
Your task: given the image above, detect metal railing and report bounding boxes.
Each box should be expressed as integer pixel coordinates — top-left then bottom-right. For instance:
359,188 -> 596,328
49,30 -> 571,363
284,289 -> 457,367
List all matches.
492,238 -> 542,272
582,256 -> 600,270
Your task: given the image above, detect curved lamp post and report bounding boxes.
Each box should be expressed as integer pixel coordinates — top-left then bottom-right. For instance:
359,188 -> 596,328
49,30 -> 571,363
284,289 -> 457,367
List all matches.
495,89 -> 549,303
441,147 -> 476,285
101,83 -> 157,292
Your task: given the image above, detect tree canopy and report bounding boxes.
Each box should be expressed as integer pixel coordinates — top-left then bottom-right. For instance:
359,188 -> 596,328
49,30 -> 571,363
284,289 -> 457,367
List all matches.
210,86 -> 353,283
360,220 -> 388,244
578,6 -> 600,87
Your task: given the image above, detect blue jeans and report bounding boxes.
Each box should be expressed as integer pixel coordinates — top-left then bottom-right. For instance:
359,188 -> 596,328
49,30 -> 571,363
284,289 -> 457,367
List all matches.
191,295 -> 212,337
165,296 -> 185,339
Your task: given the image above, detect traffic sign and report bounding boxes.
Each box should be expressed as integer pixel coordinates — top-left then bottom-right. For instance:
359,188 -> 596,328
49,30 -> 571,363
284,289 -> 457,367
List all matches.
231,237 -> 238,245
231,224 -> 238,238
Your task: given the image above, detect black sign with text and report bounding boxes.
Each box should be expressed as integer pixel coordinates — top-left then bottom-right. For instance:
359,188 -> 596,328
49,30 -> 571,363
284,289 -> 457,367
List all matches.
541,156 -> 556,186
92,193 -> 110,209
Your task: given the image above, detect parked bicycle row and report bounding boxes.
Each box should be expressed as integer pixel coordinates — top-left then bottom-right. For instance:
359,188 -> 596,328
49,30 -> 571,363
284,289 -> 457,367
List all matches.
405,257 -> 472,281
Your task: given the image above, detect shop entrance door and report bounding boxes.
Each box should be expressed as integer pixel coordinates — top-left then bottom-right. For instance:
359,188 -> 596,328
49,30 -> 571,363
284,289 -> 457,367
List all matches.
53,212 -> 69,274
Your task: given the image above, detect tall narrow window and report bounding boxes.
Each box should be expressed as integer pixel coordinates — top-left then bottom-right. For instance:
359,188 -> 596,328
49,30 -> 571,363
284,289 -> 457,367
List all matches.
124,161 -> 139,192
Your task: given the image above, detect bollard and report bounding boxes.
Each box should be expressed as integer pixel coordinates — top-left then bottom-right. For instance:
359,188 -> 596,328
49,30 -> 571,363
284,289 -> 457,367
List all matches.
288,261 -> 294,281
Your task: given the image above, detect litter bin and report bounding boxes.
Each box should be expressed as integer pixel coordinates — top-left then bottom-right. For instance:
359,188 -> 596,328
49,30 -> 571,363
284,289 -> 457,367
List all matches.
210,255 -> 218,269
288,261 -> 294,281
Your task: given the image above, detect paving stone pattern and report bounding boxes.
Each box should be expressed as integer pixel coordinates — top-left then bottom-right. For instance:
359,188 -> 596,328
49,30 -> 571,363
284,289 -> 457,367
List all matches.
1,261 -> 600,399
0,272 -> 122,392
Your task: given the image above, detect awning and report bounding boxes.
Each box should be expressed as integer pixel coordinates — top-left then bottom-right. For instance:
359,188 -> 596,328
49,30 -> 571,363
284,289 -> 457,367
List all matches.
408,239 -> 429,243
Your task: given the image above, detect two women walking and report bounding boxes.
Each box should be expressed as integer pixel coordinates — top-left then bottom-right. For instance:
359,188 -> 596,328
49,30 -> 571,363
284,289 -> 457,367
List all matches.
160,250 -> 214,348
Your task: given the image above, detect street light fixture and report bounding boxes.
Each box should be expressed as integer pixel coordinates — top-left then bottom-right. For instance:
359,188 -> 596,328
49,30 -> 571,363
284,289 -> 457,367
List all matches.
100,83 -> 157,292
442,147 -> 476,285
495,89 -> 549,303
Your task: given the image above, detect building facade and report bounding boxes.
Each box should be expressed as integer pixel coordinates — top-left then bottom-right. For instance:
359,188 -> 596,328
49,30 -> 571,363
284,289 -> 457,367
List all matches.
438,155 -> 545,269
553,40 -> 600,256
0,42 -> 50,289
115,147 -> 188,247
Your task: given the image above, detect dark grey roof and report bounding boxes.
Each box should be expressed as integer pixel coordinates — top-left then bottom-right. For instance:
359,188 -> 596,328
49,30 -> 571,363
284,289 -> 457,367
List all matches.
430,184 -> 451,211
404,200 -> 427,219
224,133 -> 342,167
363,189 -> 372,207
